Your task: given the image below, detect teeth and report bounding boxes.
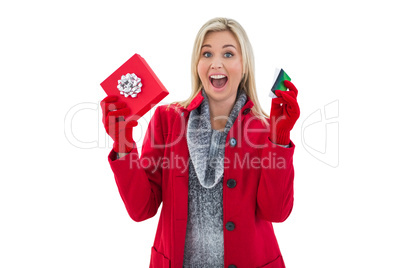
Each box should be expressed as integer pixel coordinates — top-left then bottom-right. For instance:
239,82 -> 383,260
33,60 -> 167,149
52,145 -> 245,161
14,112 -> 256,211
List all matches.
210,74 -> 227,79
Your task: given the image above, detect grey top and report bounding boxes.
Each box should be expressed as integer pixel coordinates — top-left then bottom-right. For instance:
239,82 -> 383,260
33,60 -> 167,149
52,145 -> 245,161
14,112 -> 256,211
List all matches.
183,89 -> 247,267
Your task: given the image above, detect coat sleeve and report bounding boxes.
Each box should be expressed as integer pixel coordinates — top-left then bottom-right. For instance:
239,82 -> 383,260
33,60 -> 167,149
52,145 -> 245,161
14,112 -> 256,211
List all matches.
107,106 -> 165,222
256,136 -> 295,223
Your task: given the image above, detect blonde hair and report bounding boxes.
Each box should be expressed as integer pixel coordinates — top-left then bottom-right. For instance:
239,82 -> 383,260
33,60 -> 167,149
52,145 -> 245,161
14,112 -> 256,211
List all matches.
173,17 -> 269,121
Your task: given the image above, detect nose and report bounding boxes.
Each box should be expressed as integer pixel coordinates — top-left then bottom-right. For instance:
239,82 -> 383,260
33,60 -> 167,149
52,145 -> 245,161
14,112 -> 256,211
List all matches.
211,58 -> 223,69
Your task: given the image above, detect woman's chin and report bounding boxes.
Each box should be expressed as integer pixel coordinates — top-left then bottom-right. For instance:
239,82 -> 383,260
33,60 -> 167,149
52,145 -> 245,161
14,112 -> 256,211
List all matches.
211,85 -> 226,93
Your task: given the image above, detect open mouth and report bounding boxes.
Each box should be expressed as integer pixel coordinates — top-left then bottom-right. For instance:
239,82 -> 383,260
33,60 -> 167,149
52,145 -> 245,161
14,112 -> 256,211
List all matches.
209,74 -> 228,89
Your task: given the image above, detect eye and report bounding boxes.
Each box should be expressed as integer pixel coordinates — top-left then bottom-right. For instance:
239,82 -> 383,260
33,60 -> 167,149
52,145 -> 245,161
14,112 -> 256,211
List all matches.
224,52 -> 233,58
203,52 -> 212,58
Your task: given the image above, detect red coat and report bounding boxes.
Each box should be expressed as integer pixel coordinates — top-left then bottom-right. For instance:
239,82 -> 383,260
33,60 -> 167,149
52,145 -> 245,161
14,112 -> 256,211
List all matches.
108,91 -> 295,268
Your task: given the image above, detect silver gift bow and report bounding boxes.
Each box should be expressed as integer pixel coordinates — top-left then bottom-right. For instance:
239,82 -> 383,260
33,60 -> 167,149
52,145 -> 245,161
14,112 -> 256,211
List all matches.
117,73 -> 142,98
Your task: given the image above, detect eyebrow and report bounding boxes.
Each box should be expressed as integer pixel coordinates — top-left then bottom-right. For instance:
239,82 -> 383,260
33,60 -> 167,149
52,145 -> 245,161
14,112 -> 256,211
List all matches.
201,44 -> 237,49
223,44 -> 236,49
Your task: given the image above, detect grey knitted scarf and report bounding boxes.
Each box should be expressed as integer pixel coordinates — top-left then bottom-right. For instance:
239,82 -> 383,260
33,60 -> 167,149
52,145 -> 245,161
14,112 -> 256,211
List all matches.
186,88 -> 247,188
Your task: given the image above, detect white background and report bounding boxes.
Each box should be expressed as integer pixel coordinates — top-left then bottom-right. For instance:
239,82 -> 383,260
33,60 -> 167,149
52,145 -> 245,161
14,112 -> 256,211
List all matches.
1,0 -> 401,267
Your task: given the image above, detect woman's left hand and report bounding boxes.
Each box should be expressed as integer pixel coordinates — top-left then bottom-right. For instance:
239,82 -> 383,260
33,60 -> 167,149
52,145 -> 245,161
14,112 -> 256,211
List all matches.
269,80 -> 300,146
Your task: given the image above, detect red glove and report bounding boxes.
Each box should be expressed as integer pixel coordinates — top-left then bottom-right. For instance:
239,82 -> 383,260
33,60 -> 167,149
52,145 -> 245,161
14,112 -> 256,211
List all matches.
100,96 -> 138,153
269,80 -> 300,145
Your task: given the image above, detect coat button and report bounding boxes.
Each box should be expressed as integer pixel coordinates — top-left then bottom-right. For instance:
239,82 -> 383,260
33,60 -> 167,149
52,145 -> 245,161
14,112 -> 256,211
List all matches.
181,112 -> 184,116
229,138 -> 237,147
227,179 -> 236,188
242,108 -> 251,115
228,265 -> 237,268
226,221 -> 235,231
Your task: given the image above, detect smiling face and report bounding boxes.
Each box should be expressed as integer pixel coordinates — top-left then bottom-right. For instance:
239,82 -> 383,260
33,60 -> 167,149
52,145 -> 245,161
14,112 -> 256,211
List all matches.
197,30 -> 243,107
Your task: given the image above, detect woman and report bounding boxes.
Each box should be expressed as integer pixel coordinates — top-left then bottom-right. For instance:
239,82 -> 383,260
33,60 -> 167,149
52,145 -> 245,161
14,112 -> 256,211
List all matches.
101,17 -> 300,268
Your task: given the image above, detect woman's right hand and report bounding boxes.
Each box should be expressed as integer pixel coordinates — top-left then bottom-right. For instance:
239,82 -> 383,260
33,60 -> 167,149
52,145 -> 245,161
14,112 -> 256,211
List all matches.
100,95 -> 138,153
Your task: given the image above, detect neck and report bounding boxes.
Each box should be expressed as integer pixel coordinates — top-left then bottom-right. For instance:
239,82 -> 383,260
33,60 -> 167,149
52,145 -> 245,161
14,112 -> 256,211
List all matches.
208,95 -> 237,131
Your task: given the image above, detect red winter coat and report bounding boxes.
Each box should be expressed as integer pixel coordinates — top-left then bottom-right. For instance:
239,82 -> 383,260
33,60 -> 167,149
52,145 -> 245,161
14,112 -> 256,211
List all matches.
108,91 -> 295,268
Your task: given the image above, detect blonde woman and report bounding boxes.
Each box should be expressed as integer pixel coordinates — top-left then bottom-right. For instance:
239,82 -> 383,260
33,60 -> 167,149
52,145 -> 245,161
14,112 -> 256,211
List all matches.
101,17 -> 300,268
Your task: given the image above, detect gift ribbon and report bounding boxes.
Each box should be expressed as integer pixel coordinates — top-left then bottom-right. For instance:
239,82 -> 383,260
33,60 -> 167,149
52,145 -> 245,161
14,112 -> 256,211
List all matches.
117,73 -> 142,98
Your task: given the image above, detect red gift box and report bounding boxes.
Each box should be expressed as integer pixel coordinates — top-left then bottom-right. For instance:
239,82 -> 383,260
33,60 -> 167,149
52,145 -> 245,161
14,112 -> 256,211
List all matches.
100,53 -> 169,121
